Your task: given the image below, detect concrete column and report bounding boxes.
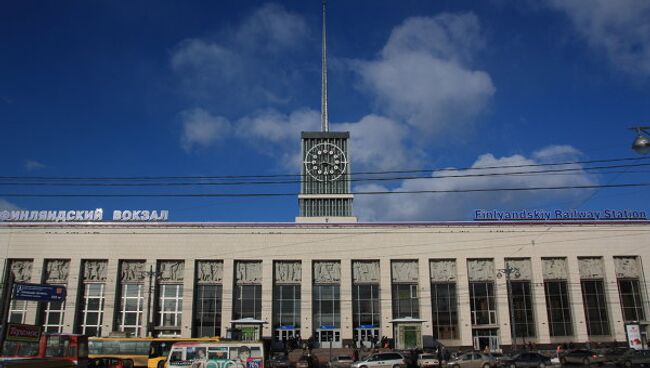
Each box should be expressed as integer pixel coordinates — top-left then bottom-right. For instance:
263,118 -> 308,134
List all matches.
300,259 -> 313,339
62,258 -> 81,333
379,258 -> 393,338
102,259 -> 118,336
24,258 -> 44,326
495,258 -> 513,347
531,257 -> 550,344
262,260 -> 274,338
603,257 -> 626,341
457,257 -> 473,347
419,259 -> 433,345
567,257 -> 588,342
221,259 -> 234,338
182,259 -> 195,338
142,259 -> 157,338
340,258 -> 353,341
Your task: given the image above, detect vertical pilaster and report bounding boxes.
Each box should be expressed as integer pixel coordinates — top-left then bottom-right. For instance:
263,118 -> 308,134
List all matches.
24,258 -> 44,326
604,257 -> 626,341
457,257 -> 473,347
300,259 -> 313,339
102,259 -> 118,336
142,259 -> 156,338
182,259 -> 195,338
567,257 -> 588,342
419,259 -> 433,342
262,260 -> 274,338
62,259 -> 81,333
340,258 -> 353,340
531,257 -> 550,344
221,259 -> 234,338
379,258 -> 393,338
495,258 -> 513,347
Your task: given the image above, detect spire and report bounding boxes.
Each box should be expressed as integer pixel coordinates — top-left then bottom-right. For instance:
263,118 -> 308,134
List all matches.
321,0 -> 329,132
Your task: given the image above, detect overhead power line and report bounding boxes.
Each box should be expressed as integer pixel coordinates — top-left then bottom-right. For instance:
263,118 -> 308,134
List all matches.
0,156 -> 647,181
2,182 -> 650,197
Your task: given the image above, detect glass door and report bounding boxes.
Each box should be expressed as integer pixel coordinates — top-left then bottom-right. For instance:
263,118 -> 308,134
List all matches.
317,329 -> 341,348
355,328 -> 379,348
472,329 -> 499,352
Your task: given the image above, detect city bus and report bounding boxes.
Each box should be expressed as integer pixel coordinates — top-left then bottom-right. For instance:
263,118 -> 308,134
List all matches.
165,342 -> 265,368
88,337 -> 220,368
1,333 -> 89,367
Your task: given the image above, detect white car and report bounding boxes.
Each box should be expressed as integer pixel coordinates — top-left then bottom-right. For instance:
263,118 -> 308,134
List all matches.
352,353 -> 407,368
417,354 -> 440,368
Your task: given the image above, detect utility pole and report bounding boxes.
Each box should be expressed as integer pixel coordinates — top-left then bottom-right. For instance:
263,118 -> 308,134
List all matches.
497,262 -> 520,352
144,265 -> 161,337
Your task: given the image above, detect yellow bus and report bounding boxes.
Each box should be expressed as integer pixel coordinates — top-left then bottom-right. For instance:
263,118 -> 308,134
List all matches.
88,337 -> 220,368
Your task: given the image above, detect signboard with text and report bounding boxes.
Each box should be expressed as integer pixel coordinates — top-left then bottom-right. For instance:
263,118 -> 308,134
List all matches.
626,324 -> 643,350
13,283 -> 67,302
474,209 -> 647,221
5,323 -> 42,343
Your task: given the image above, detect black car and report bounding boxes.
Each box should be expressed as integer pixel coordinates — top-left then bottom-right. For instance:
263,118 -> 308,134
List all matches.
501,353 -> 551,368
603,347 -> 634,364
269,353 -> 291,368
560,349 -> 606,366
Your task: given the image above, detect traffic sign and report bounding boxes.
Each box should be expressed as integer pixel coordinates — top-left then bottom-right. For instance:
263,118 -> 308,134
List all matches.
13,283 -> 66,302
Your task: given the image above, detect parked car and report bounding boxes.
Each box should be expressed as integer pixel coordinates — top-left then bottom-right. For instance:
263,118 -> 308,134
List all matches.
417,353 -> 440,368
603,348 -> 634,364
448,352 -> 497,368
500,352 -> 551,368
560,349 -> 606,366
88,358 -> 134,368
329,355 -> 355,368
268,353 -> 291,368
351,352 -> 408,368
489,352 -> 509,367
296,355 -> 315,368
615,349 -> 650,367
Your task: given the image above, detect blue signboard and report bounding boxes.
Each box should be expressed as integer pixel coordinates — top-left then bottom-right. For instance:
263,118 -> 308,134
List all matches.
279,325 -> 296,330
13,283 -> 67,302
319,325 -> 337,329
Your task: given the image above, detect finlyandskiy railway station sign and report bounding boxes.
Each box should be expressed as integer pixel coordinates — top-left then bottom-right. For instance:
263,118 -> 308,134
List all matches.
0,208 -> 169,222
474,209 -> 647,221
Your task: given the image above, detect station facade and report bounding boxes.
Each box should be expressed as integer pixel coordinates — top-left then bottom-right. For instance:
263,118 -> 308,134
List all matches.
0,221 -> 648,351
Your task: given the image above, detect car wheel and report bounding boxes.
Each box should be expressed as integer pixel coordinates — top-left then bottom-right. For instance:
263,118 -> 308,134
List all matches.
539,363 -> 545,368
483,363 -> 491,368
510,364 -> 516,368
583,358 -> 591,366
158,361 -> 165,368
624,361 -> 632,368
393,365 -> 401,368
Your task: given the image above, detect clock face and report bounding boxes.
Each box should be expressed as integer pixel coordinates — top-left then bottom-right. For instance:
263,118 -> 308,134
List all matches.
304,142 -> 347,181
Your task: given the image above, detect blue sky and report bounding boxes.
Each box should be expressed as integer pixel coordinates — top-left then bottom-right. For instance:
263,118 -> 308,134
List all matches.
1,0 -> 650,222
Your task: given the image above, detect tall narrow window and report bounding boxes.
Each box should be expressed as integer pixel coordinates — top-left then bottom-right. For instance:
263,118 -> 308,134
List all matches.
116,260 -> 145,336
506,259 -> 535,338
392,261 -> 419,319
313,261 -> 342,347
352,261 -> 381,346
233,261 -> 263,321
273,261 -> 301,341
430,260 -> 458,339
467,259 -> 497,326
615,257 -> 645,322
194,261 -> 223,337
77,260 -> 107,336
156,261 -> 184,337
39,259 -> 70,333
6,260 -> 33,323
542,258 -> 572,337
579,257 -> 609,336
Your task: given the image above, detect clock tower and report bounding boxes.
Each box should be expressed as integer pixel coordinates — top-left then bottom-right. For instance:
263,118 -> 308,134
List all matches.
295,1 -> 356,223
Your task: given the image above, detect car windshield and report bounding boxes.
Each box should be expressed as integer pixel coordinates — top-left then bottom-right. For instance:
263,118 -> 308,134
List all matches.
421,355 -> 436,359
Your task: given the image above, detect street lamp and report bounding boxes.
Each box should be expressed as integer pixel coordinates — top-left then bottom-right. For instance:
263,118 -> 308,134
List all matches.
630,126 -> 650,155
144,265 -> 162,337
497,263 -> 521,352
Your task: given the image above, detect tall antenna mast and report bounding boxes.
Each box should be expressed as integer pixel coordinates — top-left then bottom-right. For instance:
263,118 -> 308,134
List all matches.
321,0 -> 329,132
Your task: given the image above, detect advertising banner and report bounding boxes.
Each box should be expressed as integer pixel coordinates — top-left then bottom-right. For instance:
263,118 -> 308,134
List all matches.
626,324 -> 643,350
5,323 -> 42,342
13,283 -> 66,302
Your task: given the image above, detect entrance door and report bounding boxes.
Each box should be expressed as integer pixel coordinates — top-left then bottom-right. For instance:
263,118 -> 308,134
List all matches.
275,328 -> 298,341
355,328 -> 379,348
472,329 -> 499,352
317,329 -> 341,348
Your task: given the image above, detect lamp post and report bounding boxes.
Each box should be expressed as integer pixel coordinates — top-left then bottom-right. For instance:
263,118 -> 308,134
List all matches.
630,126 -> 650,155
144,265 -> 162,337
497,263 -> 521,352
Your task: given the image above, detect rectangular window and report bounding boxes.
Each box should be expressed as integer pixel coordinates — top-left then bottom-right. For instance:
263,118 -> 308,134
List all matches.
581,280 -> 610,336
544,280 -> 573,336
469,282 -> 497,325
117,283 -> 144,336
313,284 -> 340,328
233,284 -> 262,320
273,284 -> 301,328
352,284 -> 380,328
392,284 -> 420,319
8,300 -> 28,324
193,284 -> 222,337
77,283 -> 105,336
158,284 -> 183,333
40,299 -> 66,333
431,283 -> 458,339
618,279 -> 645,322
510,281 -> 535,337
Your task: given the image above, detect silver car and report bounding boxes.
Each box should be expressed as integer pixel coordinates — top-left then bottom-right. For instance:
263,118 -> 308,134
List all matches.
448,352 -> 497,368
352,353 -> 407,368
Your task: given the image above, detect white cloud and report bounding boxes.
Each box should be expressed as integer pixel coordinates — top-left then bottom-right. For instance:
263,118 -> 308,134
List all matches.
547,0 -> 650,76
354,13 -> 495,137
354,145 -> 597,221
0,199 -> 21,211
23,160 -> 45,171
180,108 -> 231,151
234,3 -> 309,53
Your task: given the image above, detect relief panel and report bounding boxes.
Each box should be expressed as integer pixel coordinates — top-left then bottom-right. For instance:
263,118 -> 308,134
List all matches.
9,259 -> 33,282
158,261 -> 185,282
614,257 -> 640,279
578,257 -> 605,279
392,261 -> 419,283
352,261 -> 380,284
467,259 -> 495,281
82,260 -> 108,282
197,261 -> 223,284
430,260 -> 457,282
542,258 -> 568,280
120,260 -> 145,283
44,259 -> 70,284
313,261 -> 341,284
275,261 -> 301,284
505,258 -> 532,280
235,261 -> 262,284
